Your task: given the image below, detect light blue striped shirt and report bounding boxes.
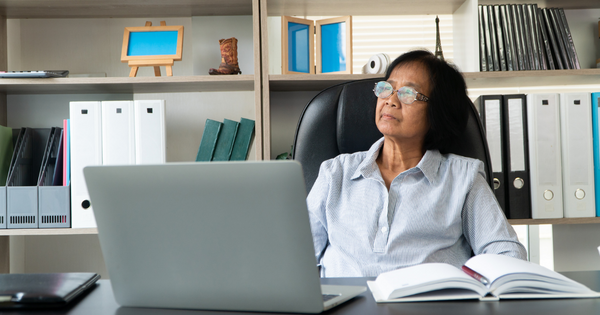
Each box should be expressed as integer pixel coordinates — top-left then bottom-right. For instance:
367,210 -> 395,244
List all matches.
307,137 -> 527,277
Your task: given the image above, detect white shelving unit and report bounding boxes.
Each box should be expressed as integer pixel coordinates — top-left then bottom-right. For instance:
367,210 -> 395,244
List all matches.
0,0 -> 263,276
0,0 -> 599,274
260,0 -> 600,271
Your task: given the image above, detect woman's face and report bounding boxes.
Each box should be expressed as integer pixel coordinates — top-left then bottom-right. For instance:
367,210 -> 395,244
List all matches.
375,62 -> 431,146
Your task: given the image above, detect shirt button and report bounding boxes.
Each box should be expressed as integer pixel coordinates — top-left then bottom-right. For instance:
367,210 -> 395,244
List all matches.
381,227 -> 388,233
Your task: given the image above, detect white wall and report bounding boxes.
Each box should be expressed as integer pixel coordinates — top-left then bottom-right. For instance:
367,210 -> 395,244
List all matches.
565,9 -> 600,69
192,16 -> 254,75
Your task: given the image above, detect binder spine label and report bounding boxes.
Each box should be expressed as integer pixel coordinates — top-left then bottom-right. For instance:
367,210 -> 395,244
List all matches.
508,99 -> 526,172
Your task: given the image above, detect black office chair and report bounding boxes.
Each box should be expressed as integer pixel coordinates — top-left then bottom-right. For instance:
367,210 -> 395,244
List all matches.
292,78 -> 492,194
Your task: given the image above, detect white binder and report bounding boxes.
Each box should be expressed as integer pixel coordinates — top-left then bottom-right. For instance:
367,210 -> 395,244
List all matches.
526,93 -> 564,219
70,101 -> 102,228
102,101 -> 135,165
134,100 -> 166,164
559,93 -> 595,218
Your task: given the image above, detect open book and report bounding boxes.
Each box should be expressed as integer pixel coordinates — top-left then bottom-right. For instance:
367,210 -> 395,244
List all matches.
367,254 -> 600,302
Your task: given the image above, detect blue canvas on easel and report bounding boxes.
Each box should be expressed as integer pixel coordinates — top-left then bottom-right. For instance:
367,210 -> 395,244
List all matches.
127,31 -> 178,56
320,22 -> 346,73
288,22 -> 310,73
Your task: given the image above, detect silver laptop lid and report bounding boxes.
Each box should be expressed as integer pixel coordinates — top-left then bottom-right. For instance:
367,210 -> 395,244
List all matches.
84,161 -> 325,313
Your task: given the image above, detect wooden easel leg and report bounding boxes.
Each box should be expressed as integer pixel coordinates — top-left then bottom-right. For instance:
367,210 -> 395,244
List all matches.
166,66 -> 173,76
154,66 -> 161,76
129,66 -> 139,77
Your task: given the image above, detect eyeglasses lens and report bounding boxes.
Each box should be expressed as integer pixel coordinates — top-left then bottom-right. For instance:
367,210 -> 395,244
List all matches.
397,86 -> 416,104
374,82 -> 393,99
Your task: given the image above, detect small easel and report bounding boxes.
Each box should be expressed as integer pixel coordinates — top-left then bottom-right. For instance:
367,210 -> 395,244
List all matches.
121,21 -> 184,77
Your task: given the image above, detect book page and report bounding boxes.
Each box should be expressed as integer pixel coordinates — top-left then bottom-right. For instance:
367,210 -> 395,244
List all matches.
464,254 -> 596,295
374,263 -> 487,300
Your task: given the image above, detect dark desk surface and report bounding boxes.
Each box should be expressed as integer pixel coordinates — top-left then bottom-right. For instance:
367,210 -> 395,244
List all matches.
4,271 -> 600,315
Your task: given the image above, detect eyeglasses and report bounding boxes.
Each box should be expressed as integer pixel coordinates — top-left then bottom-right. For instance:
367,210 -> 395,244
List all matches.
373,81 -> 429,104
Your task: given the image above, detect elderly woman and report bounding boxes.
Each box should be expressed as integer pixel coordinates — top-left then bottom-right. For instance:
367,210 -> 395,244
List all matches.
307,50 -> 527,277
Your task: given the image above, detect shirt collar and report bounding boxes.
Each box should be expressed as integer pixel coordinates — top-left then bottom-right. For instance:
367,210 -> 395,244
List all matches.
351,137 -> 442,185
416,149 -> 442,185
352,137 -> 385,180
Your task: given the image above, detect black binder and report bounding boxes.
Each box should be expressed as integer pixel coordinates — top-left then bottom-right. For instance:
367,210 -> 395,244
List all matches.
502,94 -> 532,219
509,5 -> 525,71
520,4 -> 535,70
493,5 -> 507,71
500,5 -> 517,71
541,8 -> 565,69
0,273 -> 100,309
482,5 -> 497,71
477,95 -> 507,216
487,5 -> 500,71
514,5 -> 530,70
557,8 -> 580,69
530,4 -> 547,70
537,7 -> 555,70
548,8 -> 572,69
478,5 -> 488,71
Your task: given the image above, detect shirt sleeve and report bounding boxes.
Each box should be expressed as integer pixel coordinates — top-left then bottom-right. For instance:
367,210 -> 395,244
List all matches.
306,161 -> 332,264
462,163 -> 528,260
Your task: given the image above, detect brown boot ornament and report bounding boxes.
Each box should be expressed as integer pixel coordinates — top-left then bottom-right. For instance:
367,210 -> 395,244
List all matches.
209,37 -> 242,75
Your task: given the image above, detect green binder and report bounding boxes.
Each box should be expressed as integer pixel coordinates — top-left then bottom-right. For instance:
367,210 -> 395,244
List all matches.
230,118 -> 255,161
0,125 -> 13,186
196,119 -> 222,162
212,119 -> 240,161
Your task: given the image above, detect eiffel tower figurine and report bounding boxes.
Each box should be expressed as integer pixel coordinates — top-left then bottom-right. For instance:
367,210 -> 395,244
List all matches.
434,16 -> 444,61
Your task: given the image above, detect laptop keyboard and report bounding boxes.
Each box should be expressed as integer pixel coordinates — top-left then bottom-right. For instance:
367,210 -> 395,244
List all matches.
322,294 -> 341,302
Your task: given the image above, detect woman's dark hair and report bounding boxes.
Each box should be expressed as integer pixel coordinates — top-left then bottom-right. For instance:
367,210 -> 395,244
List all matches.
384,50 -> 470,152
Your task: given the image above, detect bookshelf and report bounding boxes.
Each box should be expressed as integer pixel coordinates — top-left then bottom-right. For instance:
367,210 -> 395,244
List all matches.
261,0 -> 600,271
0,0 -> 598,274
0,0 -> 263,275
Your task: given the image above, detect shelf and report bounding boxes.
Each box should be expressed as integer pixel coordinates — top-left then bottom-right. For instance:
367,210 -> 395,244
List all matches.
478,0 -> 600,10
0,75 -> 255,94
269,74 -> 382,91
266,0 -> 466,16
0,0 -> 254,18
0,228 -> 98,236
269,69 -> 600,92
266,0 -> 599,17
464,69 -> 600,90
508,217 -> 600,226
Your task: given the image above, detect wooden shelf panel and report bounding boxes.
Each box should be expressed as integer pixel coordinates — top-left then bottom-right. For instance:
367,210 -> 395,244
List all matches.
266,0 -> 599,16
0,75 -> 255,94
464,69 -> 600,89
267,0 -> 466,16
269,69 -> 600,92
478,0 -> 599,10
0,0 -> 253,18
1,0 -> 593,18
508,217 -> 600,226
0,228 -> 98,236
269,74 -> 382,91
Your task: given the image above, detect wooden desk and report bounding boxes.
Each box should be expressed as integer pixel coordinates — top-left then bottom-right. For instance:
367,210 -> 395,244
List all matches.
6,271 -> 600,315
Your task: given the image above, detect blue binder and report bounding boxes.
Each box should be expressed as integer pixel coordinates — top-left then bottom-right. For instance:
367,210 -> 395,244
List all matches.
591,93 -> 600,216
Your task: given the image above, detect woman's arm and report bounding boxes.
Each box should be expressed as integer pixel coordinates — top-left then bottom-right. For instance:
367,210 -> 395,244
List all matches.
462,168 -> 528,259
306,163 -> 332,263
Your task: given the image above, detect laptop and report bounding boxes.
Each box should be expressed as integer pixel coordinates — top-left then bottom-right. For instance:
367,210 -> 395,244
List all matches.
0,70 -> 69,78
84,161 -> 366,313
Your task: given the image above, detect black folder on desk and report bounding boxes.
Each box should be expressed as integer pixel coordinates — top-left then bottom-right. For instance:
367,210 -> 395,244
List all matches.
0,272 -> 100,309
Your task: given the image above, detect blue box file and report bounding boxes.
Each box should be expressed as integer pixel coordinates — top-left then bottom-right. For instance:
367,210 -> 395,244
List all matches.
7,186 -> 38,228
38,186 -> 70,228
